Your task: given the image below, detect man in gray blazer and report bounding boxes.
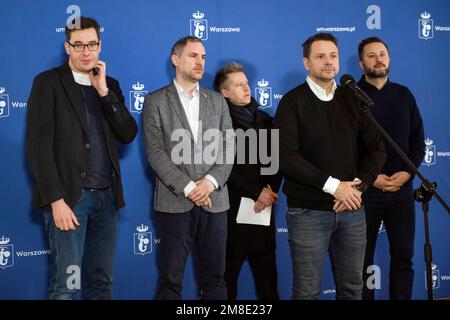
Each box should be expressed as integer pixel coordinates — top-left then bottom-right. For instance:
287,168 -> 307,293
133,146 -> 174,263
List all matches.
142,36 -> 234,300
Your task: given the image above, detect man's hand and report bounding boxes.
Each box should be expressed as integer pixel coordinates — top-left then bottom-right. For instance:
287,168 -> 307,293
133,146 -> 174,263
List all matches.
254,200 -> 267,213
51,199 -> 80,231
333,181 -> 362,211
89,60 -> 109,97
333,200 -> 348,213
188,178 -> 215,204
387,171 -> 411,191
257,187 -> 278,206
254,187 -> 278,213
193,196 -> 212,209
373,174 -> 391,191
204,196 -> 212,209
374,171 -> 411,192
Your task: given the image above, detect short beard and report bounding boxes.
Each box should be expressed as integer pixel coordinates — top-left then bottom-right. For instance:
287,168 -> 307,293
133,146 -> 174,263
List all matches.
364,65 -> 390,79
187,72 -> 203,82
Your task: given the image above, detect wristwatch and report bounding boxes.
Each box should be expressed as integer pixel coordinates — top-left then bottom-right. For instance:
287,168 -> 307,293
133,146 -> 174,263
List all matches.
356,181 -> 368,192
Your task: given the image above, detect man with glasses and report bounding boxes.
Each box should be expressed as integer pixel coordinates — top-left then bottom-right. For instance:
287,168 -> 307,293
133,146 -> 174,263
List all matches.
26,16 -> 137,299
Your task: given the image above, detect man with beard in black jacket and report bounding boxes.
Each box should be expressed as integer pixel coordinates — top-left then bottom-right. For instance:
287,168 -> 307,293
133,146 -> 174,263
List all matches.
214,62 -> 281,300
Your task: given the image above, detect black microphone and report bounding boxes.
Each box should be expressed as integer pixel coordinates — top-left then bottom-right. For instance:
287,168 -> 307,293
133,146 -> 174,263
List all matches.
340,74 -> 375,108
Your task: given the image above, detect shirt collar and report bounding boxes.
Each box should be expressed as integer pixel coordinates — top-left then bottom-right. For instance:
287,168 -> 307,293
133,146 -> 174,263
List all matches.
306,76 -> 337,101
72,71 -> 91,86
173,79 -> 199,97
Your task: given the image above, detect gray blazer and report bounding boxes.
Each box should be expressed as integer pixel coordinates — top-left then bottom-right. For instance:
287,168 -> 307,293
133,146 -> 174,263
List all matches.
142,83 -> 234,213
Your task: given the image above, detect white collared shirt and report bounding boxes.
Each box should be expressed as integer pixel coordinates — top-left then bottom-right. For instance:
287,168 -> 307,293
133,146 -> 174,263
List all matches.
173,79 -> 200,143
306,76 -> 337,102
173,80 -> 218,197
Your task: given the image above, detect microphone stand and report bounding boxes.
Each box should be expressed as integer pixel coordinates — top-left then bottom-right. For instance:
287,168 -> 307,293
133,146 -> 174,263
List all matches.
357,102 -> 450,300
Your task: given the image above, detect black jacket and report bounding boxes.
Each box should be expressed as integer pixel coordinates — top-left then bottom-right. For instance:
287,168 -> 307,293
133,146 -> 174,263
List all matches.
26,63 -> 137,212
226,98 -> 282,257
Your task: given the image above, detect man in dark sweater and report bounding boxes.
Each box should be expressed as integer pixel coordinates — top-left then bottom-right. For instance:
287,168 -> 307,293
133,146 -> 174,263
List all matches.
26,17 -> 137,299
214,62 -> 282,300
274,33 -> 386,300
357,37 -> 425,300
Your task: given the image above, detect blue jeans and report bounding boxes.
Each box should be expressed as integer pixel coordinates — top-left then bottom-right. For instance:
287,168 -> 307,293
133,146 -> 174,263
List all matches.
155,207 -> 227,300
43,186 -> 119,300
286,207 -> 366,300
363,187 -> 415,300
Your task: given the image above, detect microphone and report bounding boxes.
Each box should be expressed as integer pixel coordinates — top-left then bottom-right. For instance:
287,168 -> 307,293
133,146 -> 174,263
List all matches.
340,74 -> 375,108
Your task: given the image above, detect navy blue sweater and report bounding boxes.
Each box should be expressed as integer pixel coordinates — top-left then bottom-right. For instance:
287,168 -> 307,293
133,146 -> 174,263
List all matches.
78,84 -> 113,189
357,76 -> 425,190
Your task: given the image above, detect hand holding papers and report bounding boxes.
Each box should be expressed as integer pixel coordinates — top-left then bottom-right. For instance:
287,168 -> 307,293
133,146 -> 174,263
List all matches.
236,185 -> 277,226
236,197 -> 272,226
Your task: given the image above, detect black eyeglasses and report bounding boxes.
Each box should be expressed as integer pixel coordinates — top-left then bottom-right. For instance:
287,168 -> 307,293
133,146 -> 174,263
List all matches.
67,42 -> 99,52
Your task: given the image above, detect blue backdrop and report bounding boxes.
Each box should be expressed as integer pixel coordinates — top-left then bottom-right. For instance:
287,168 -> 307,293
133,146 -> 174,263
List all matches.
0,0 -> 449,299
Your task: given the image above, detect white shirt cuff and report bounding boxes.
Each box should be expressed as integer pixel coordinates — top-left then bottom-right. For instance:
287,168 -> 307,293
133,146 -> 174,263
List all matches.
323,176 -> 340,195
205,175 -> 218,190
183,181 -> 197,197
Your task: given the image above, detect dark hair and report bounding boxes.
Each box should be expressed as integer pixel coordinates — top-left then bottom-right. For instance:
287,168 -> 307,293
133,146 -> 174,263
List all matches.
65,16 -> 100,42
358,37 -> 389,61
302,32 -> 338,58
213,62 -> 244,92
170,36 -> 203,68
171,36 -> 203,56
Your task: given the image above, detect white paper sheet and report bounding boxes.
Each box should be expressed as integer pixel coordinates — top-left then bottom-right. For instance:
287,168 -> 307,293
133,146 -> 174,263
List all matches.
236,197 -> 271,226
